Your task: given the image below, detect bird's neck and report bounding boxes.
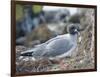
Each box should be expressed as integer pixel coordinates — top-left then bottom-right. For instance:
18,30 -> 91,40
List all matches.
67,34 -> 78,43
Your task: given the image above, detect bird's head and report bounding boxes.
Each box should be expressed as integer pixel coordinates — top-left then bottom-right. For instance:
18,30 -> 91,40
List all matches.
68,24 -> 84,35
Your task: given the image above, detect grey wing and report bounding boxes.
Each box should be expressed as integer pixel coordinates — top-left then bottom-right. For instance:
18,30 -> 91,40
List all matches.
41,38 -> 74,57
32,43 -> 47,57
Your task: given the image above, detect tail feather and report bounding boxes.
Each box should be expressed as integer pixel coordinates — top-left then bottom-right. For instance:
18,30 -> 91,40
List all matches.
20,44 -> 45,57
20,51 -> 33,56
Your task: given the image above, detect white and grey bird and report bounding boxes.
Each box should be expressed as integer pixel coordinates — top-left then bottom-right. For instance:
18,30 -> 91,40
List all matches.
20,24 -> 83,60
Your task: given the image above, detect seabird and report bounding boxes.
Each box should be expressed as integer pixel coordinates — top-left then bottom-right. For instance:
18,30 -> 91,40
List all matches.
20,24 -> 83,60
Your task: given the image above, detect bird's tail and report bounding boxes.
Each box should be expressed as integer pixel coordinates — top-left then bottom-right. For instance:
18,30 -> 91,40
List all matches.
20,51 -> 33,57
20,47 -> 38,57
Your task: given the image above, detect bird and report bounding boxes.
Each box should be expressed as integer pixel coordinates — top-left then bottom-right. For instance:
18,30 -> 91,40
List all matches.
20,24 -> 83,60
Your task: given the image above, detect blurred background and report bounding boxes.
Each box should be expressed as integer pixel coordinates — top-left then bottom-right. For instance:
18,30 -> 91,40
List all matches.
16,4 -> 83,47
